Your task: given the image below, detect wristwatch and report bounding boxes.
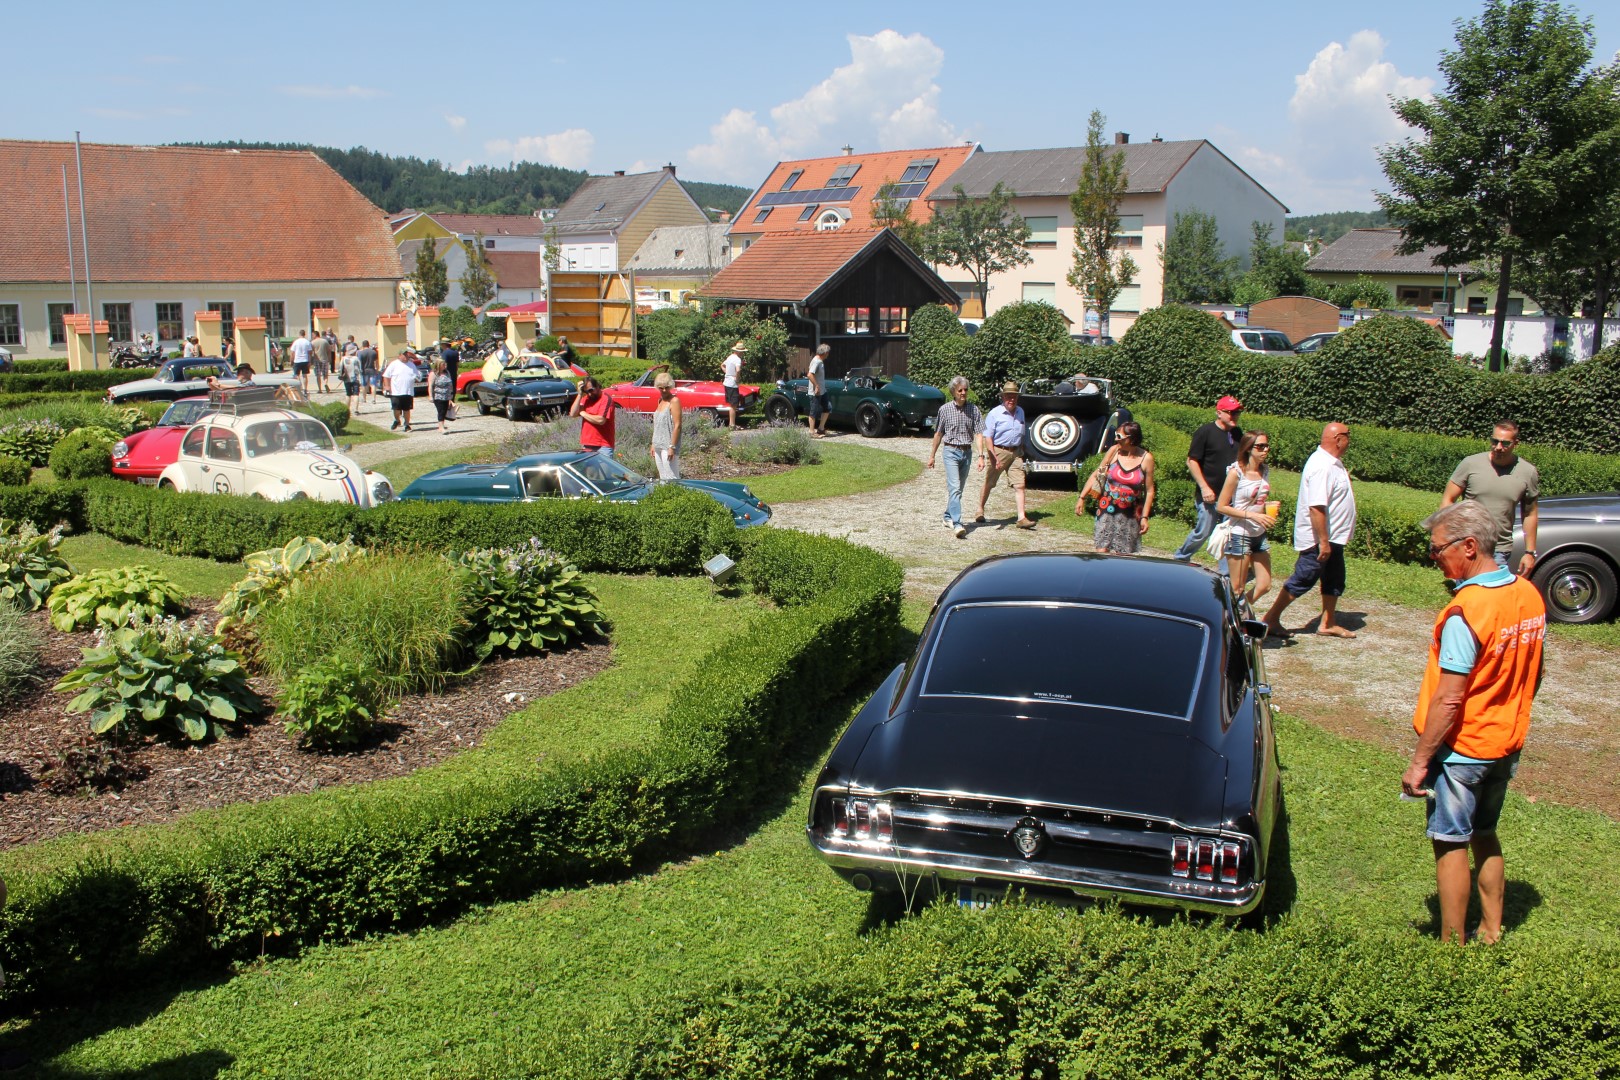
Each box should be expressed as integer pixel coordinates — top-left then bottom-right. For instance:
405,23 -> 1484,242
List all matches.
1526,549 -> 1538,557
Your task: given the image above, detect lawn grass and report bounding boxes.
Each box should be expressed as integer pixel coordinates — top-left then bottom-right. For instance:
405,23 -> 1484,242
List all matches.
58,533 -> 243,598
338,418 -> 404,446
744,440 -> 922,503
371,440 -> 502,488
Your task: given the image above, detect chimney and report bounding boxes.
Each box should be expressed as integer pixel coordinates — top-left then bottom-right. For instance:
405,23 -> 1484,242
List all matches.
664,162 -> 677,175
841,144 -> 854,156
614,169 -> 625,176
1151,134 -> 1163,143
1113,132 -> 1130,145
718,210 -> 731,224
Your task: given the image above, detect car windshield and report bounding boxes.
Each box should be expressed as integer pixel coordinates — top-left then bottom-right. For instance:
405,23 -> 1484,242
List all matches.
161,401 -> 213,427
921,602 -> 1207,720
243,419 -> 336,456
569,454 -> 647,494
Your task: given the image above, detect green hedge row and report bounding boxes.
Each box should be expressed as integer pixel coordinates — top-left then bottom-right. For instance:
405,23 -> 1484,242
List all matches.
1135,402 -> 1620,499
7,358 -> 69,374
0,368 -> 155,393
0,391 -> 109,413
624,905 -> 1620,1078
0,501 -> 904,1005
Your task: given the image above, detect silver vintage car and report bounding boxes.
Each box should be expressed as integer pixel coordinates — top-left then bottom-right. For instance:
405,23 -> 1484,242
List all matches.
1513,492 -> 1620,623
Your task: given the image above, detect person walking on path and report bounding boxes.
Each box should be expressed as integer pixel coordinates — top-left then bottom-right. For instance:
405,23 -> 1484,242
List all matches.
337,345 -> 364,418
806,344 -> 831,438
1085,421 -> 1154,554
1173,395 -> 1245,563
570,375 -> 617,454
290,330 -> 313,393
1440,421 -> 1539,577
721,341 -> 746,429
429,357 -> 455,435
1401,499 -> 1546,944
651,371 -> 684,479
1262,422 -> 1358,639
926,375 -> 984,538
440,338 -> 461,387
975,381 -> 1034,529
312,331 -> 336,395
357,340 -> 379,410
1216,431 -> 1278,605
382,351 -> 419,432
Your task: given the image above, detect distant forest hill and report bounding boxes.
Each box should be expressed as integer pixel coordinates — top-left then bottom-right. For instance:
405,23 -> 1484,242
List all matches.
1285,210 -> 1389,245
172,141 -> 753,218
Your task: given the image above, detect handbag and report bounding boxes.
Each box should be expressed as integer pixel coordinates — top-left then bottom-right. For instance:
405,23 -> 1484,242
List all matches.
1205,517 -> 1234,557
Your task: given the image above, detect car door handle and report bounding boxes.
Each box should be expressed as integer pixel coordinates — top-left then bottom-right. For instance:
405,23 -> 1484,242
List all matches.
200,465 -> 210,472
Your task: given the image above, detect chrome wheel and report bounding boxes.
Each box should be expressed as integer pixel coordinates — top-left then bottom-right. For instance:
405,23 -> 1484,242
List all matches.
1534,552 -> 1617,624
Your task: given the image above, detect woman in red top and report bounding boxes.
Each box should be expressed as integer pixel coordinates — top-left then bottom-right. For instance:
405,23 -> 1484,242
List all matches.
570,376 -> 616,453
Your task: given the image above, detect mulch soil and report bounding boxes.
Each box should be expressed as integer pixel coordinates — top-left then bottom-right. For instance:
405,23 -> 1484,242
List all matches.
0,603 -> 612,851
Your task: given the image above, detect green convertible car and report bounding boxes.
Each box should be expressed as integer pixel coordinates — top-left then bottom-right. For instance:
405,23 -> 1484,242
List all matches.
764,366 -> 945,437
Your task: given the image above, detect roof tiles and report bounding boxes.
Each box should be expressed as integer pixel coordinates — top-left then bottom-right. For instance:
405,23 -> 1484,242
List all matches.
731,144 -> 977,235
1305,228 -> 1468,275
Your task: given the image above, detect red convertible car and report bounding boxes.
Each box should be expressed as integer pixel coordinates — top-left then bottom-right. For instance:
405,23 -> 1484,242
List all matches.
607,368 -> 759,416
110,397 -> 217,483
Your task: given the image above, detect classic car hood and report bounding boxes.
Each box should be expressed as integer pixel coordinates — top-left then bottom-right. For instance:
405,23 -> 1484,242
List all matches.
400,463 -> 509,498
1534,492 -> 1620,520
675,478 -> 762,503
850,707 -> 1227,826
123,426 -> 187,455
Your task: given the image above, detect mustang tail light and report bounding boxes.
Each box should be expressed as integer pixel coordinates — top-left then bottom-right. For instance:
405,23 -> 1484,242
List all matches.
1171,836 -> 1244,884
832,798 -> 893,842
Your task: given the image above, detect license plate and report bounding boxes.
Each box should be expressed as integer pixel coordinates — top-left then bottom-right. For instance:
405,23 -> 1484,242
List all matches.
137,477 -> 158,486
959,884 -> 1079,913
924,417 -> 935,428
1027,461 -> 1074,473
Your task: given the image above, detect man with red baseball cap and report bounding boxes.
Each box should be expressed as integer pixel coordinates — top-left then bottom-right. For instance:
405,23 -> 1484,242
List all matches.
1172,394 -> 1245,563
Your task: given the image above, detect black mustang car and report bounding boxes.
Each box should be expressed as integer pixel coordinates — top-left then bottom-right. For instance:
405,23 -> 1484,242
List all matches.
466,366 -> 578,421
808,552 -> 1281,915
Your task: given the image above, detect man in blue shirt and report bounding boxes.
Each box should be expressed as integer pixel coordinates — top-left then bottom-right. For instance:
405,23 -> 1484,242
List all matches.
975,381 -> 1035,529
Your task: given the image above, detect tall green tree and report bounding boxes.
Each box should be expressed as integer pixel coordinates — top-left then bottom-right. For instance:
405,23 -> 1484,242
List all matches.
408,241 -> 449,307
1159,208 -> 1237,304
1231,221 -> 1316,304
870,181 -> 928,254
922,183 -> 1033,313
1377,0 -> 1612,370
1067,110 -> 1138,335
459,233 -> 498,309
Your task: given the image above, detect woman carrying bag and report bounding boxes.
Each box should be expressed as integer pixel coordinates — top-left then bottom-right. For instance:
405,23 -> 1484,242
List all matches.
1078,421 -> 1154,555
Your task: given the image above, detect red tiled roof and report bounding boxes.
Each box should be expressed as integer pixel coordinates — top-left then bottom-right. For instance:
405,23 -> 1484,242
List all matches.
1,140 -> 401,283
427,212 -> 549,237
485,250 -> 540,290
699,227 -> 956,307
731,144 -> 976,236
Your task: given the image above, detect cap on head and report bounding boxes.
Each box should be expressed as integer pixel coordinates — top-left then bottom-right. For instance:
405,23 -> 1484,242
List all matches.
1216,394 -> 1243,412
1001,380 -> 1020,395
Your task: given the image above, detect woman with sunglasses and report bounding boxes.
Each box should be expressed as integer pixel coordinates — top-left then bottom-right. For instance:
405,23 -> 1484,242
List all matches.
1217,430 -> 1277,604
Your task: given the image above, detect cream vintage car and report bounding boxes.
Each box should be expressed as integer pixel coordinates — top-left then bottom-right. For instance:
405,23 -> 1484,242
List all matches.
155,388 -> 394,506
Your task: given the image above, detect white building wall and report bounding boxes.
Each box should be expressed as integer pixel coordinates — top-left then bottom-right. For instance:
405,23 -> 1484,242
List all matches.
1162,143 -> 1287,275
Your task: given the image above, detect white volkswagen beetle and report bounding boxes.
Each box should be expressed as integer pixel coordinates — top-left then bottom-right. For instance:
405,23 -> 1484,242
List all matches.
156,388 -> 393,506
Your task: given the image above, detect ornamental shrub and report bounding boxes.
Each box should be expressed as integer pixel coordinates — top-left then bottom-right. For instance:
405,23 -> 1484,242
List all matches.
729,422 -> 822,465
8,358 -> 70,374
279,655 -> 392,750
216,535 -> 366,632
0,518 -> 74,611
0,454 -> 30,487
962,301 -> 1077,401
458,540 -> 606,658
41,734 -> 148,793
48,428 -> 117,480
0,419 -> 66,466
0,399 -> 138,438
290,400 -> 350,435
54,614 -> 260,742
0,369 -> 154,394
0,597 -> 42,702
48,565 -> 189,632
904,303 -> 969,391
638,306 -> 704,365
677,304 -> 791,382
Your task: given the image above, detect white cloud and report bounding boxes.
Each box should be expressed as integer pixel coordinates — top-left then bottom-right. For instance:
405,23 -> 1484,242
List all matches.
276,84 -> 386,100
484,128 -> 595,170
1248,30 -> 1434,212
445,113 -> 467,132
687,29 -> 964,182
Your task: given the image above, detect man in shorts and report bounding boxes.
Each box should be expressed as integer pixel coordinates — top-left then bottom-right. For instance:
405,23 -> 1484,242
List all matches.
289,330 -> 313,393
721,340 -> 746,428
312,331 -> 336,394
975,381 -> 1034,529
382,351 -> 419,431
805,343 -> 831,438
1261,422 -> 1357,639
358,339 -> 379,409
1440,421 -> 1539,576
1402,500 -> 1545,944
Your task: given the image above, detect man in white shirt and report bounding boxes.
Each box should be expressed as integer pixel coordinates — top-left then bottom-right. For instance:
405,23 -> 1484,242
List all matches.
721,340 -> 745,429
805,343 -> 830,438
382,351 -> 420,431
1262,422 -> 1358,639
289,330 -> 314,393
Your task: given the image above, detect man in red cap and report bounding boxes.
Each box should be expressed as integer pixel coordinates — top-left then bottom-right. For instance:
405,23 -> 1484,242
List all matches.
1172,394 -> 1245,562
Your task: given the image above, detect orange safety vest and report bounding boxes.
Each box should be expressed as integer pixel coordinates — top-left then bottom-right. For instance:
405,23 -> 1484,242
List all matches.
1412,575 -> 1545,760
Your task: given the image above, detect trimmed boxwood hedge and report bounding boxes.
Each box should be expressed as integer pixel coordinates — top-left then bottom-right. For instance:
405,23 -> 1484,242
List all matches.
7,358 -> 69,374
0,497 -> 904,1005
0,390 -> 109,413
0,368 -> 156,394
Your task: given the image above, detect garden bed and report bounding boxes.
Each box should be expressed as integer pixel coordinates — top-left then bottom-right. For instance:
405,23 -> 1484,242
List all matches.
0,603 -> 611,850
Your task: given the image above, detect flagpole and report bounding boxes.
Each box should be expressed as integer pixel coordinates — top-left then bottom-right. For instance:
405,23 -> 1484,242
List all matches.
74,131 -> 98,370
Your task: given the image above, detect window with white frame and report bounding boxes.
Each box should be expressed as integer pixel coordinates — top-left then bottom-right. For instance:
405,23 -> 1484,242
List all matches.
47,302 -> 75,345
1022,283 -> 1057,306
207,301 -> 235,340
0,304 -> 19,346
102,302 -> 132,342
156,302 -> 183,341
1024,217 -> 1058,247
259,301 -> 285,338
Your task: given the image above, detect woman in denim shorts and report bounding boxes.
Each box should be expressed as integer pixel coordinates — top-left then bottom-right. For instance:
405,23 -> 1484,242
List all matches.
1217,431 -> 1276,604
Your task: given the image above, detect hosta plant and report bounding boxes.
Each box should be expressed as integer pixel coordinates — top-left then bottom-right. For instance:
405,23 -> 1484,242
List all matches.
42,733 -> 148,794
0,419 -> 67,467
279,655 -> 392,750
0,518 -> 74,611
217,535 -> 366,631
458,540 -> 606,658
48,566 -> 189,632
55,615 -> 261,742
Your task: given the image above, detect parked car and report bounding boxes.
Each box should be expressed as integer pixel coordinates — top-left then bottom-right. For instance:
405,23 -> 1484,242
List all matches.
1020,376 -> 1125,476
807,551 -> 1281,915
765,366 -> 946,437
106,358 -> 297,404
960,318 -> 983,337
1070,334 -> 1116,348
399,450 -> 771,528
1512,492 -> 1620,624
1230,328 -> 1294,356
607,367 -> 760,417
459,351 -> 584,397
154,387 -> 393,506
1292,332 -> 1337,354
465,365 -> 579,421
110,396 -> 218,483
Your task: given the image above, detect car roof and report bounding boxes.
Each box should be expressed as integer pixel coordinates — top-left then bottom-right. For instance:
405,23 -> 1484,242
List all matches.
509,451 -> 602,469
938,552 -> 1229,626
199,410 -> 315,429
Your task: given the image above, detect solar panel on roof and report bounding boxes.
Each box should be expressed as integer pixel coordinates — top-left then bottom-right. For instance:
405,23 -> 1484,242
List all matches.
758,186 -> 861,208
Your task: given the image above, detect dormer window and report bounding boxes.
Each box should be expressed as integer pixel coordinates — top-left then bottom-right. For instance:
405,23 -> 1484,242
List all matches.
780,169 -> 803,191
673,248 -> 685,260
824,164 -> 860,188
798,204 -> 819,222
898,159 -> 938,183
754,207 -> 773,224
594,202 -> 607,213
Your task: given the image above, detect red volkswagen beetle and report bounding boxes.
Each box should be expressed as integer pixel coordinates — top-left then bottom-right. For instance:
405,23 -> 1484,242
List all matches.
110,397 -> 216,483
607,367 -> 759,416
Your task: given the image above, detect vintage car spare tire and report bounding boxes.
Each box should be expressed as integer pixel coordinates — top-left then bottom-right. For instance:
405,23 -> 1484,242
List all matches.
764,395 -> 796,423
1533,551 -> 1617,624
1030,412 -> 1081,456
854,402 -> 889,438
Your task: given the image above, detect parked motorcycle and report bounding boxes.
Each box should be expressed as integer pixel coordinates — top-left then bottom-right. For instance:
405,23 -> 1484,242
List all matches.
109,343 -> 149,368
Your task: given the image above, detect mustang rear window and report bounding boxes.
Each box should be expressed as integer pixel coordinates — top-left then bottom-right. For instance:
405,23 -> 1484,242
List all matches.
921,603 -> 1206,719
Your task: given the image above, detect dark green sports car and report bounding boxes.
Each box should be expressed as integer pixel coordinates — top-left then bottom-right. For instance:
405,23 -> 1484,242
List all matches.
764,366 -> 945,437
398,451 -> 771,528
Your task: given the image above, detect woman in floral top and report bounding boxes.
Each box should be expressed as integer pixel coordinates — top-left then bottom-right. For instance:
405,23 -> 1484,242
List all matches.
429,358 -> 455,435
1089,421 -> 1155,555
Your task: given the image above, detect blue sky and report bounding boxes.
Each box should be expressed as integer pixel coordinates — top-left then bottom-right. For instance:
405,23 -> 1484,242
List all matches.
13,0 -> 1617,214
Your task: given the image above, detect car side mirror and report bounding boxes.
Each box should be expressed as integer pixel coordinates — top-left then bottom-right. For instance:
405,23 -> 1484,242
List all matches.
1242,619 -> 1269,640
341,443 -> 354,454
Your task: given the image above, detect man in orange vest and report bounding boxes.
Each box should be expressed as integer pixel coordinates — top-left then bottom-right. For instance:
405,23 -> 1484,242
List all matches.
1402,500 -> 1545,944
